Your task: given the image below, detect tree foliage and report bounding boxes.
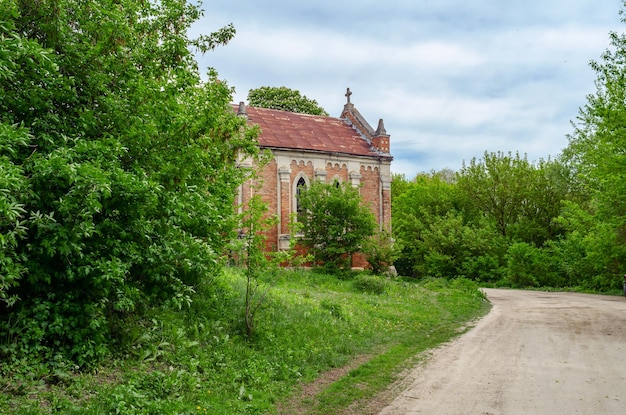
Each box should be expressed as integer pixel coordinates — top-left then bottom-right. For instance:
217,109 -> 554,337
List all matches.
393,155 -> 571,282
458,152 -> 532,239
298,181 -> 376,271
559,6 -> 626,289
247,86 -> 329,116
457,152 -> 567,245
393,172 -> 501,279
0,0 -> 258,368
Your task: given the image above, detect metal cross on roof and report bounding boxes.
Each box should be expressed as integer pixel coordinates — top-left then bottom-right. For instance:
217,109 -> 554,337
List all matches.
345,87 -> 352,104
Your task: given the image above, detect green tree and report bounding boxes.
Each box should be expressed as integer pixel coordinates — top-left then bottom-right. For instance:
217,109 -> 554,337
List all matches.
298,181 -> 376,271
456,152 -> 569,245
515,159 -> 570,245
391,173 -> 411,201
559,3 -> 626,289
457,152 -> 534,240
247,86 -> 329,116
392,172 -> 466,277
232,195 -> 277,338
0,0 -> 258,369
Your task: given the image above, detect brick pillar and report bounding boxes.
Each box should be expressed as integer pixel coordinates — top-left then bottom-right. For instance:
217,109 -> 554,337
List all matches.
278,166 -> 291,250
314,168 -> 327,182
381,176 -> 392,232
349,171 -> 361,188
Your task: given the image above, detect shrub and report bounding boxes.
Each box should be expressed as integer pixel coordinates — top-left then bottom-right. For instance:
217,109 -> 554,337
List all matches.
505,242 -> 566,288
298,181 -> 376,272
353,274 -> 387,295
0,0 -> 257,371
505,242 -> 539,287
362,231 -> 399,275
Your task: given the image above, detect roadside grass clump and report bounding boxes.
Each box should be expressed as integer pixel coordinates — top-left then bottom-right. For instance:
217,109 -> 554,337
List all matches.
0,269 -> 489,415
352,273 -> 388,294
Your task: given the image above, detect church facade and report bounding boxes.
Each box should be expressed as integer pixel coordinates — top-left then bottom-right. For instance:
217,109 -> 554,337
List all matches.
236,89 -> 393,267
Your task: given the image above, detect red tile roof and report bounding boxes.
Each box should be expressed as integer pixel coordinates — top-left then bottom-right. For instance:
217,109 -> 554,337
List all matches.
243,106 -> 381,158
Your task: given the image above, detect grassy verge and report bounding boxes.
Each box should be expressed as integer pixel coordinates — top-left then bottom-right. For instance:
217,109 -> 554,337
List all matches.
0,269 -> 490,415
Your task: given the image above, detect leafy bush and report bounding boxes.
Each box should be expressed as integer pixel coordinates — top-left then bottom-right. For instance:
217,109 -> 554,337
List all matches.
298,181 -> 376,271
353,274 -> 388,294
362,231 -> 399,275
0,0 -> 258,371
506,242 -> 558,287
459,253 -> 504,283
504,242 -> 565,288
505,242 -> 540,287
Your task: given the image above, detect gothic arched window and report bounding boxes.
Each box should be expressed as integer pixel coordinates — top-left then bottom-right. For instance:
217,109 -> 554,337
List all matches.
296,176 -> 307,219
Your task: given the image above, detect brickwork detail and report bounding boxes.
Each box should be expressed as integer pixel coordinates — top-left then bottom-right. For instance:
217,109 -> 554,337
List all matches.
235,95 -> 393,269
240,152 -> 391,267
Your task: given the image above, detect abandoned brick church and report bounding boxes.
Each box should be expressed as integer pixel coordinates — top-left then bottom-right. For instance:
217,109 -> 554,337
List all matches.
235,89 -> 393,268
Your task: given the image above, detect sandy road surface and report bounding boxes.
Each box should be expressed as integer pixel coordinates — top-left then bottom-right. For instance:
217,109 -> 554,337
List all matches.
378,289 -> 626,415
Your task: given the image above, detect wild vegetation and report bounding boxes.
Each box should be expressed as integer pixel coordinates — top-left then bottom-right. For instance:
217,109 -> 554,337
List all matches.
2,0 -> 626,413
392,154 -> 574,286
392,140 -> 624,290
0,0 -> 258,377
0,268 -> 488,414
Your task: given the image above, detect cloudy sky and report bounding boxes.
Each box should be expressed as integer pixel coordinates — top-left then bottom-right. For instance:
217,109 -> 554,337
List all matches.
191,0 -> 624,178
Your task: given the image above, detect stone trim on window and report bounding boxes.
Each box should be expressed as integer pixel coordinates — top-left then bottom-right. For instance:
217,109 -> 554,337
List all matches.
292,172 -> 310,217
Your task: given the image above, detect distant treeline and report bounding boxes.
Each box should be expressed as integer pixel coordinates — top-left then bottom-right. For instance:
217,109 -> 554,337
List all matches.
392,6 -> 626,290
392,115 -> 625,290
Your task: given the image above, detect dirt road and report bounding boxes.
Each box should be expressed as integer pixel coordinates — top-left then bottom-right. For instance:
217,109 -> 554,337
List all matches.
378,289 -> 626,415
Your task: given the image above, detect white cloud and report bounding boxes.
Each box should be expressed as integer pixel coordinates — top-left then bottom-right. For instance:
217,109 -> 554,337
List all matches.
193,0 -> 624,179
223,28 -> 484,70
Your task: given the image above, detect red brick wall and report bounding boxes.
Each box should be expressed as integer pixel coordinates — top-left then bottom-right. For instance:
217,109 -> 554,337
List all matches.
382,185 -> 391,232
372,135 -> 390,153
290,160 -> 314,182
325,162 -> 348,182
264,160 -> 279,250
239,153 -> 390,269
279,167 -> 290,235
244,159 -> 279,251
360,165 -> 380,224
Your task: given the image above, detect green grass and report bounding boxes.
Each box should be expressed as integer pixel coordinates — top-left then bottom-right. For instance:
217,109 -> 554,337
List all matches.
0,269 -> 490,415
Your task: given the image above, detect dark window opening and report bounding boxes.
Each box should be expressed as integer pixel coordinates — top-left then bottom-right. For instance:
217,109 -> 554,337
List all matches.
296,177 -> 307,220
